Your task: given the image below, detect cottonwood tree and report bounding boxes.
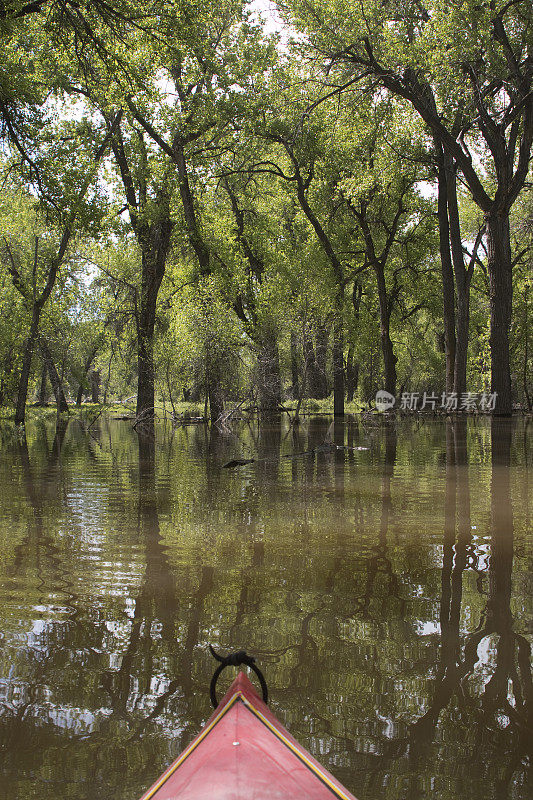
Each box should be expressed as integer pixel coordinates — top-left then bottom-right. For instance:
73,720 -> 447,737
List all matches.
1,114 -> 121,424
77,1 -> 272,418
104,112 -> 175,419
219,179 -> 283,412
240,93 -> 351,415
279,0 -> 533,414
334,97 -> 433,397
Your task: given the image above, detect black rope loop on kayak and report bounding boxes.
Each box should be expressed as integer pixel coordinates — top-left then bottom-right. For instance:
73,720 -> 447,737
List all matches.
209,645 -> 268,708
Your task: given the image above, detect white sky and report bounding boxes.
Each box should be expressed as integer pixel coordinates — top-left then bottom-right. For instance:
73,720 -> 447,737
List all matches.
249,0 -> 286,37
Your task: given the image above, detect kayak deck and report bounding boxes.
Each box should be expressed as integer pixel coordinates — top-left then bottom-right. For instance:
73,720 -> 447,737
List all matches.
139,671 -> 357,800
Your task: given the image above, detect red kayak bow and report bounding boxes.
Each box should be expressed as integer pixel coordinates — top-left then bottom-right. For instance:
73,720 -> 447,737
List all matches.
138,670 -> 358,800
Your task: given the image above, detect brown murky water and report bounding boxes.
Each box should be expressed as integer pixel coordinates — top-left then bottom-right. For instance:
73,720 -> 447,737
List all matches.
0,415 -> 531,800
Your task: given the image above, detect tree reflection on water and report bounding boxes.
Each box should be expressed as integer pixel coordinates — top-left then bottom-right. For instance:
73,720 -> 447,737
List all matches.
0,416 -> 530,799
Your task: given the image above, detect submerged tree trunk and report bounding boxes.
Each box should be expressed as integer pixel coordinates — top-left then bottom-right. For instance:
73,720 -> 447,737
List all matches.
455,290 -> 470,397
524,284 -> 531,411
486,211 -> 513,416
374,262 -> 397,397
436,147 -> 457,394
333,292 -> 344,417
109,125 -> 173,422
136,298 -> 157,420
15,310 -> 40,425
352,196 -> 402,400
135,207 -> 173,419
346,281 -> 362,404
446,154 -> 472,398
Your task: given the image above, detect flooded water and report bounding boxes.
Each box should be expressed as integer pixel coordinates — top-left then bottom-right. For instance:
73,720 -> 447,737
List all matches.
0,414 -> 531,800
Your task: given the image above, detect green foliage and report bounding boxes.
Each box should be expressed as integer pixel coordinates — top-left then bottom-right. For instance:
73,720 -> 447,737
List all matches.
0,0 -> 531,415
167,276 -> 244,396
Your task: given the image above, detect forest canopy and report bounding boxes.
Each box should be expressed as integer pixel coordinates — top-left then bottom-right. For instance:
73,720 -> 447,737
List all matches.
0,0 -> 531,422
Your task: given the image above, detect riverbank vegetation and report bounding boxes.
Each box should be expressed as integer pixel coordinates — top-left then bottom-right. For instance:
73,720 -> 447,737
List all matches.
0,0 -> 531,422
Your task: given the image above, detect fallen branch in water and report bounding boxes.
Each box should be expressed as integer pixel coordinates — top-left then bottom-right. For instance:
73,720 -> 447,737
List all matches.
222,443 -> 369,468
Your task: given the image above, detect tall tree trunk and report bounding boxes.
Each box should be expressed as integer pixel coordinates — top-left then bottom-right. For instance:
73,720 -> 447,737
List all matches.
446,155 -> 470,397
455,290 -> 470,397
39,338 -> 68,413
374,263 -> 397,396
109,129 -> 172,421
437,148 -> 457,394
486,211 -> 513,416
174,139 -> 210,273
136,204 -> 171,417
346,281 -> 362,404
14,309 -> 40,425
333,291 -> 344,417
524,284 -> 531,411
137,307 -> 156,419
